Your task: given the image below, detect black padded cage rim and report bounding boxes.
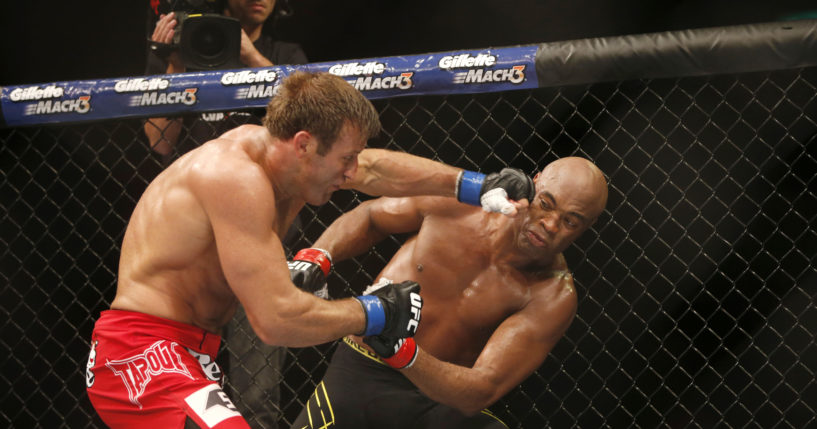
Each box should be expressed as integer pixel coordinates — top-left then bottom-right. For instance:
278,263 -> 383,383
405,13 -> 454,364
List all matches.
535,19 -> 817,87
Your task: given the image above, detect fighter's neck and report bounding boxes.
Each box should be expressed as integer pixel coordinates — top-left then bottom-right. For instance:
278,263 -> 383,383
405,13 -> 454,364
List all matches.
500,250 -> 565,279
274,198 -> 305,235
488,214 -> 559,273
264,142 -> 308,214
211,127 -> 307,231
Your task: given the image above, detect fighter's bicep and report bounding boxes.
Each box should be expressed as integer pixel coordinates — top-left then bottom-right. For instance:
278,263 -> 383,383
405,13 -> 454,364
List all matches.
511,283 -> 578,354
366,197 -> 427,235
474,287 -> 577,395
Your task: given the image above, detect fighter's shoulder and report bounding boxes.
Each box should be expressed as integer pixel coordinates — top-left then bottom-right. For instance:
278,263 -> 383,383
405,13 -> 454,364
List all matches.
520,271 -> 577,339
184,143 -> 268,196
530,260 -> 577,304
218,123 -> 264,140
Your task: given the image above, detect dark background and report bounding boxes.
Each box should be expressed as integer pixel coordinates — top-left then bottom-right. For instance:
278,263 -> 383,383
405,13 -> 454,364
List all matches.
2,2 -> 817,428
1,0 -> 816,86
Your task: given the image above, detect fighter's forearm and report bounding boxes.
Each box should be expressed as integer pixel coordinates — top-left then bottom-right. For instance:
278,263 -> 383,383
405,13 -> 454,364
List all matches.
346,149 -> 460,198
313,201 -> 389,262
248,292 -> 367,347
401,349 -> 504,416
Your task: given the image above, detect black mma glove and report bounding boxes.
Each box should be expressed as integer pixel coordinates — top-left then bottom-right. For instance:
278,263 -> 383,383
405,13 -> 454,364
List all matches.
456,168 -> 535,215
484,168 -> 536,202
287,248 -> 332,299
354,280 -> 423,338
364,335 -> 419,369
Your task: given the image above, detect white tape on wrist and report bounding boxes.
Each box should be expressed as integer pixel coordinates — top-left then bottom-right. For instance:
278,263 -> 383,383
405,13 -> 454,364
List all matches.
479,188 -> 515,215
362,277 -> 394,295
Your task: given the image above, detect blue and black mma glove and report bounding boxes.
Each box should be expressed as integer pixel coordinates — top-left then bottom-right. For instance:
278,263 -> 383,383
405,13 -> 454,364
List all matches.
288,248 -> 332,299
355,280 -> 422,369
354,280 -> 422,337
456,168 -> 535,214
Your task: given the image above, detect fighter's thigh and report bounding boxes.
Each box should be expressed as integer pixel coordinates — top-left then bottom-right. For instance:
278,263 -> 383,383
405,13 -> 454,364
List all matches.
86,339 -> 249,428
292,377 -> 365,429
174,382 -> 250,429
419,406 -> 509,429
156,345 -> 250,428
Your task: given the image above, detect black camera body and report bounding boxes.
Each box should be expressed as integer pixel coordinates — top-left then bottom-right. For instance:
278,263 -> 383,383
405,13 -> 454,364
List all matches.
170,0 -> 222,14
174,12 -> 241,70
155,0 -> 242,70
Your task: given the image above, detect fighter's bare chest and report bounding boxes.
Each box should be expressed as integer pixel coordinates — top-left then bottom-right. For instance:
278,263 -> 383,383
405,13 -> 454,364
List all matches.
408,255 -> 529,327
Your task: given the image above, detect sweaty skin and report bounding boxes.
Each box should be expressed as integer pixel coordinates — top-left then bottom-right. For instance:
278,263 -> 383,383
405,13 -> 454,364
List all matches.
316,156 -> 608,414
111,123 -> 463,346
112,124 -> 363,343
369,201 -> 574,366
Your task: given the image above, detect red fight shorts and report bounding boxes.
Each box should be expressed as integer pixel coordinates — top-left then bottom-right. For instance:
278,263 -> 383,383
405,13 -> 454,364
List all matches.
85,310 -> 250,428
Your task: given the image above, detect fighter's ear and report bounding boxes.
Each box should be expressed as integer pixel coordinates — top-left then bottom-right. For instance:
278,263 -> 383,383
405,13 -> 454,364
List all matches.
292,131 -> 317,158
532,172 -> 542,194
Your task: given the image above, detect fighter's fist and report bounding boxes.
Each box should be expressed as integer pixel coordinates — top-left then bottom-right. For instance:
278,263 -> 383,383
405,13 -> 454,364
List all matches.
355,280 -> 422,338
457,168 -> 534,215
288,248 -> 332,299
483,168 -> 535,202
364,336 -> 418,369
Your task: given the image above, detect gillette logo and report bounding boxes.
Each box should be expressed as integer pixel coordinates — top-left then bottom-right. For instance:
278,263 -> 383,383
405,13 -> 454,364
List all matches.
114,78 -> 170,93
9,85 -> 65,102
329,62 -> 387,77
438,54 -> 497,70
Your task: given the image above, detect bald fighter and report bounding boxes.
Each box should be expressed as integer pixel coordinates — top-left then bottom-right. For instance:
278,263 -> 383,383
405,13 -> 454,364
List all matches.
85,71 -> 533,429
292,157 -> 608,429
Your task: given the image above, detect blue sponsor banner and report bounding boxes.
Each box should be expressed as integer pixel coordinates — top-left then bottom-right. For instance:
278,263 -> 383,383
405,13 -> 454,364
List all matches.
305,46 -> 537,99
0,46 -> 538,127
0,67 -> 295,127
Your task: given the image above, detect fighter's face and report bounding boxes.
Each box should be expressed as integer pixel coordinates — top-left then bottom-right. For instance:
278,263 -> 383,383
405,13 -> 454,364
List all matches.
519,190 -> 589,255
303,125 -> 365,205
225,0 -> 275,26
517,170 -> 599,255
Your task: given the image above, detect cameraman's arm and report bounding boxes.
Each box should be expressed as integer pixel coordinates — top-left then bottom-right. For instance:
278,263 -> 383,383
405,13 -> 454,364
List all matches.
239,30 -> 274,67
144,12 -> 185,155
145,117 -> 183,156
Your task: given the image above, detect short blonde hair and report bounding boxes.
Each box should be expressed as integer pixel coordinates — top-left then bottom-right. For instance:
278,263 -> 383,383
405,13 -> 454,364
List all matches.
263,71 -> 381,154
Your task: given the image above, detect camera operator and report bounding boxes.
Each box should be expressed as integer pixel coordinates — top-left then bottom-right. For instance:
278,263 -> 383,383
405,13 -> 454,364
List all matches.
144,0 -> 307,159
142,2 -> 307,428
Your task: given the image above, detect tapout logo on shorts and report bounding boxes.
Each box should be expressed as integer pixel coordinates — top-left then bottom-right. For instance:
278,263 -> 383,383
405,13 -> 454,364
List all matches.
440,53 -> 526,85
106,340 -> 193,408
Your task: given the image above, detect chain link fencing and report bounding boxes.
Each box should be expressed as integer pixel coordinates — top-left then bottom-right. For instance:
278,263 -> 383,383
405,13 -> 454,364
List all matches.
3,62 -> 816,428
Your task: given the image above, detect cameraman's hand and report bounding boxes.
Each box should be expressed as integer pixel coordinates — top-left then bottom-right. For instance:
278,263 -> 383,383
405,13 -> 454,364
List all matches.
152,12 -> 184,73
239,29 -> 273,67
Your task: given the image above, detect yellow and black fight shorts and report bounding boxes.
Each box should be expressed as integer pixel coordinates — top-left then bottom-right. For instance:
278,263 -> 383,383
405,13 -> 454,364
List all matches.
291,337 -> 508,429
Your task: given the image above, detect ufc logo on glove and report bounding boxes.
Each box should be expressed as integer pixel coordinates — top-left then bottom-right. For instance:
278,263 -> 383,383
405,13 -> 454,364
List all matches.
407,292 -> 421,334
